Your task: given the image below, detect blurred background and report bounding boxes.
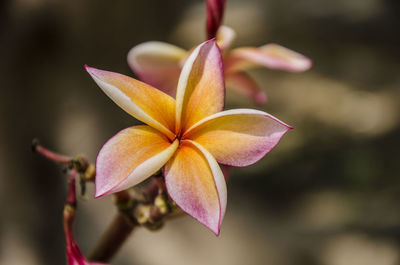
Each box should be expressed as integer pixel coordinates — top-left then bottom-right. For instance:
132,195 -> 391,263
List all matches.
1,0 -> 400,264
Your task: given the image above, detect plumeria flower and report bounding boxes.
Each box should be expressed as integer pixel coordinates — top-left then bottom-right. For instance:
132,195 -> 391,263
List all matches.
127,0 -> 312,105
86,39 -> 292,235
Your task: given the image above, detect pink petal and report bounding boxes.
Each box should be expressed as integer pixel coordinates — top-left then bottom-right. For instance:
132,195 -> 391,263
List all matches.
216,25 -> 236,53
184,109 -> 292,167
175,39 -> 225,133
127,41 -> 187,97
95,125 -> 179,197
225,43 -> 312,73
164,140 -> 227,235
85,66 -> 176,140
206,0 -> 226,39
226,72 -> 267,104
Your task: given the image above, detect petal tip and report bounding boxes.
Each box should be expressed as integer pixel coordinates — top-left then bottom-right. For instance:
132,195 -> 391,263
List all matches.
94,186 -> 110,198
94,168 -> 115,199
197,214 -> 223,236
267,115 -> 294,130
84,64 -> 94,72
84,65 -> 107,78
93,193 -> 103,199
94,185 -> 117,198
84,65 -> 98,76
283,122 -> 294,130
212,225 -> 221,236
254,91 -> 267,105
164,170 -> 224,236
304,58 -> 313,70
215,219 -> 223,236
294,57 -> 313,72
203,37 -> 217,47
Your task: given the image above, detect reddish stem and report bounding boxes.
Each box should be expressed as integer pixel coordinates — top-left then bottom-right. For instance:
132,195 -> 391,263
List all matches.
114,190 -> 131,205
67,169 -> 77,207
206,0 -> 226,39
64,169 -> 78,242
63,169 -> 78,257
145,173 -> 165,201
88,213 -> 136,263
32,139 -> 72,164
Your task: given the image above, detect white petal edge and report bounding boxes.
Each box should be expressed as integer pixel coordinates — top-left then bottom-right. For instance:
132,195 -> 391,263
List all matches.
185,140 -> 227,235
86,66 -> 175,140
174,42 -> 204,131
184,108 -> 293,137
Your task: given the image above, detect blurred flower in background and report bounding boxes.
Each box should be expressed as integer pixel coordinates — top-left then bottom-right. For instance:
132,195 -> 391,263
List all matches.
127,0 -> 312,104
1,0 -> 400,264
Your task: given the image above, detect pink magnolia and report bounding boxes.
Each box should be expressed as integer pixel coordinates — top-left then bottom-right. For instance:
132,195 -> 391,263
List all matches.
127,0 -> 312,104
86,39 -> 292,235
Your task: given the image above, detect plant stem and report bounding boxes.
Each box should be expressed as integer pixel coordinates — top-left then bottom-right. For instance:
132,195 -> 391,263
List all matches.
32,141 -> 178,263
87,213 -> 136,263
32,139 -> 72,164
64,169 -> 78,247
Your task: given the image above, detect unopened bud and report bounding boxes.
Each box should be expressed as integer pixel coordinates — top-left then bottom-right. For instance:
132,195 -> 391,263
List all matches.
154,195 -> 169,215
83,164 -> 95,181
136,205 -> 151,225
72,155 -> 89,172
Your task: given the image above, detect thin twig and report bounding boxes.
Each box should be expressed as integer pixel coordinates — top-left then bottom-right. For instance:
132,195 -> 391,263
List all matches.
32,139 -> 72,164
87,213 -> 137,263
33,140 -> 185,263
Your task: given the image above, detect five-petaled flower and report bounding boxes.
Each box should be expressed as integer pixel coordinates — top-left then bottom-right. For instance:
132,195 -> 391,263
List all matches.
127,0 -> 312,105
86,39 -> 292,235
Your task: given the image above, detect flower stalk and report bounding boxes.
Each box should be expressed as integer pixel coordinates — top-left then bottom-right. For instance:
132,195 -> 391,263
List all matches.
33,141 -> 184,263
32,138 -> 72,164
64,169 -> 109,265
87,212 -> 136,263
